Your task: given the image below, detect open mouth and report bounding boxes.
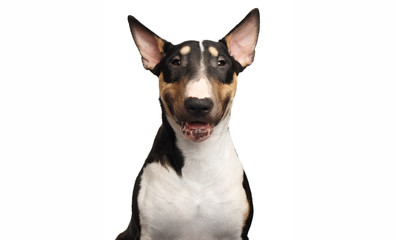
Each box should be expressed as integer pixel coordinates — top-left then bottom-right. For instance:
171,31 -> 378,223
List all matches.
180,121 -> 215,142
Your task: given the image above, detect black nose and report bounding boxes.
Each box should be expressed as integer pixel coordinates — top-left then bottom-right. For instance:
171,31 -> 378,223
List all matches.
184,97 -> 214,117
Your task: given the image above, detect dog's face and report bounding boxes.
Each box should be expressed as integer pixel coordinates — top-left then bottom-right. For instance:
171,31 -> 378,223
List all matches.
128,9 -> 259,142
157,40 -> 239,142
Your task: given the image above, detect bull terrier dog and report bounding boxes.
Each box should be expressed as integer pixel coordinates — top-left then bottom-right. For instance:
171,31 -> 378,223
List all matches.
116,8 -> 260,240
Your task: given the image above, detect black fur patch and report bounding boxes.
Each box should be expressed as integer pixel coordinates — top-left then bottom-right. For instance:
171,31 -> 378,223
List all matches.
202,40 -> 240,83
241,171 -> 254,240
145,99 -> 185,175
158,41 -> 201,83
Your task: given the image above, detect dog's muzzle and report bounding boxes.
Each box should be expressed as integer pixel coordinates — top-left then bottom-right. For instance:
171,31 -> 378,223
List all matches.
178,97 -> 215,142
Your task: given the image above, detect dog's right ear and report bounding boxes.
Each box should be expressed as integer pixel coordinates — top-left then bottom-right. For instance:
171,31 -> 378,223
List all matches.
128,16 -> 168,72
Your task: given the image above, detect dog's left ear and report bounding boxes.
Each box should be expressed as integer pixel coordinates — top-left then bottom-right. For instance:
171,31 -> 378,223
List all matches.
221,8 -> 260,69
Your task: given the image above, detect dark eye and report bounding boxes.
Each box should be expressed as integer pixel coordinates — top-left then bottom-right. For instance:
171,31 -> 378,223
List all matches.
217,57 -> 226,67
171,56 -> 181,66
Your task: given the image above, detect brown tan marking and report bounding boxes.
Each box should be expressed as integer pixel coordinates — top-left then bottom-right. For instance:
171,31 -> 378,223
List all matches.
158,73 -> 188,120
155,36 -> 165,56
210,73 -> 238,121
208,46 -> 219,57
180,46 -> 191,55
242,196 -> 250,225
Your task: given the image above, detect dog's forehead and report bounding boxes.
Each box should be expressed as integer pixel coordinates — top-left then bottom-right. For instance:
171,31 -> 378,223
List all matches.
169,40 -> 229,58
167,41 -> 199,56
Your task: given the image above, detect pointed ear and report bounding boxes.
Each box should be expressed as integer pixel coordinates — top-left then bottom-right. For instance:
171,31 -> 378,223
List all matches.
221,9 -> 260,68
128,16 -> 167,71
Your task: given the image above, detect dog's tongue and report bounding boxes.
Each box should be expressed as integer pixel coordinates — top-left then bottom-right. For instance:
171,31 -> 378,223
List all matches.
180,122 -> 214,142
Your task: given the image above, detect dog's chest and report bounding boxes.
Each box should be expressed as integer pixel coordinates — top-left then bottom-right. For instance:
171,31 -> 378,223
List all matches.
138,158 -> 248,240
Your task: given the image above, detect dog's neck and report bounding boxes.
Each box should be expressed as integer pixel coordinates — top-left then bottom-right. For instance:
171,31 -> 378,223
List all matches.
167,113 -> 238,181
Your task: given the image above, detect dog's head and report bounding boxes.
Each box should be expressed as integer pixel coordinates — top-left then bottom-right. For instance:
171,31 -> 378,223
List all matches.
128,9 -> 259,142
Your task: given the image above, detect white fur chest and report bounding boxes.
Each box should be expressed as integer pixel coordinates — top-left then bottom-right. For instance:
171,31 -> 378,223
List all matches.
137,129 -> 248,240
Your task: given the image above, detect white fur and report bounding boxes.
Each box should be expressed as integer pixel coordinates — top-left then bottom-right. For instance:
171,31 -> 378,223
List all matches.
199,40 -> 205,53
185,78 -> 212,99
184,41 -> 212,99
138,115 -> 248,240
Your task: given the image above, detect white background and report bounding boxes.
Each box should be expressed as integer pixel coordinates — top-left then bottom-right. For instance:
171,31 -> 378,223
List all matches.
0,0 -> 395,239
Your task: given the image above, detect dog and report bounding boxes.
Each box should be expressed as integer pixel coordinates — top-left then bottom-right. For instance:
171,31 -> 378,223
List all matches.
116,8 -> 260,240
